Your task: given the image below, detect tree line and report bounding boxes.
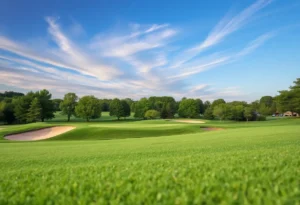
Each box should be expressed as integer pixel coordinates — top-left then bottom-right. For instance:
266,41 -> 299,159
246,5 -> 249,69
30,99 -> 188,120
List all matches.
0,78 -> 299,124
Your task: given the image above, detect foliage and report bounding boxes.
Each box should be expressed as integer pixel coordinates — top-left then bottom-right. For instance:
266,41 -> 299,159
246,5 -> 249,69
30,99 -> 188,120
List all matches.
0,101 -> 15,124
13,92 -> 35,123
211,99 -> 226,108
276,78 -> 300,114
244,107 -> 254,122
60,93 -> 78,122
26,98 -> 42,123
196,99 -> 204,114
144,109 -> 160,119
121,100 -> 131,118
75,96 -> 101,121
203,107 -> 214,120
110,98 -> 125,120
52,99 -> 63,111
178,98 -> 199,118
37,89 -> 55,122
213,104 -> 232,120
134,98 -> 150,119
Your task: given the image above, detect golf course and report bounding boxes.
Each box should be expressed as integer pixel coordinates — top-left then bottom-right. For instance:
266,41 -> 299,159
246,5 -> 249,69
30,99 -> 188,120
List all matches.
0,113 -> 299,204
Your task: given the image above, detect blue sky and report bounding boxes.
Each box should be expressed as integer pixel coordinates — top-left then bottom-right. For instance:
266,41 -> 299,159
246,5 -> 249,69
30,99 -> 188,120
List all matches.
0,0 -> 299,101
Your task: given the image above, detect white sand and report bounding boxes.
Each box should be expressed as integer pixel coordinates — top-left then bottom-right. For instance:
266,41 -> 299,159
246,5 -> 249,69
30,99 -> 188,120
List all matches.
173,120 -> 205,124
5,126 -> 75,141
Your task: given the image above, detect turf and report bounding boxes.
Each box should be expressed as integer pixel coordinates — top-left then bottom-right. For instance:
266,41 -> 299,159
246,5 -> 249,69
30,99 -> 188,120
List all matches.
0,116 -> 299,204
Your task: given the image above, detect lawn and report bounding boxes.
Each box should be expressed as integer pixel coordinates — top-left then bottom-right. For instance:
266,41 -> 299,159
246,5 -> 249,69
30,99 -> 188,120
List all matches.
0,116 -> 299,204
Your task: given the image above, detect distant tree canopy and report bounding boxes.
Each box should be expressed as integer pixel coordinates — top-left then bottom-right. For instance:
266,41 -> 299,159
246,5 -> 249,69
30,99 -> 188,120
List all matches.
12,90 -> 55,123
178,98 -> 200,118
109,98 -> 131,120
211,99 -> 226,109
276,78 -> 300,114
60,93 -> 78,122
134,98 -> 150,119
144,110 -> 160,119
1,78 -> 299,124
75,96 -> 101,122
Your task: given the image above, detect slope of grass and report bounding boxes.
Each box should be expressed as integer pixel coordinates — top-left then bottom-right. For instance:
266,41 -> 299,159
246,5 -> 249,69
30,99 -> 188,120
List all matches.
0,119 -> 299,204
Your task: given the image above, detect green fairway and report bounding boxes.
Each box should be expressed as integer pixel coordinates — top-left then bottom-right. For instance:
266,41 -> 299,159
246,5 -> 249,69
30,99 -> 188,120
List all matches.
0,117 -> 299,204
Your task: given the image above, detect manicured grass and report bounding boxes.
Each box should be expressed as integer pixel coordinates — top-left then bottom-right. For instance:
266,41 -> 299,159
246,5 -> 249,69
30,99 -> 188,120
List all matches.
0,117 -> 299,204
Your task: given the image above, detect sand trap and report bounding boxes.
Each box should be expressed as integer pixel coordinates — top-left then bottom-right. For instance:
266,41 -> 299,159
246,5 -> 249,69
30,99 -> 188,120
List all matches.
202,127 -> 224,131
173,120 -> 205,124
5,126 -> 75,141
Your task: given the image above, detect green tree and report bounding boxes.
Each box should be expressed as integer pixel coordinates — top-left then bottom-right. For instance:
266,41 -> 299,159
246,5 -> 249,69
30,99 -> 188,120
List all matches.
277,78 -> 300,114
60,93 -> 78,122
13,92 -> 35,123
75,96 -> 101,122
213,104 -> 232,121
244,107 -> 254,122
134,98 -> 150,119
260,96 -> 273,108
211,99 -> 226,109
36,89 -> 55,122
121,100 -> 131,119
203,101 -> 211,113
178,98 -> 199,118
110,98 -> 124,120
196,99 -> 204,114
52,99 -> 63,111
203,107 -> 214,120
27,98 -> 42,123
231,104 -> 245,121
259,104 -> 271,116
0,101 -> 15,124
144,110 -> 160,119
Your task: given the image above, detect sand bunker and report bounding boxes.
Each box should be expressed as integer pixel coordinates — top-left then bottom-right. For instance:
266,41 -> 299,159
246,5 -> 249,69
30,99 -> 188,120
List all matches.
202,127 -> 224,131
5,126 -> 75,141
173,120 -> 205,124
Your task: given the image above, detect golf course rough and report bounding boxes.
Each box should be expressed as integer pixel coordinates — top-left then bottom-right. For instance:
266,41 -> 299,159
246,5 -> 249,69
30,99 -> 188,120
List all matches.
0,117 -> 299,204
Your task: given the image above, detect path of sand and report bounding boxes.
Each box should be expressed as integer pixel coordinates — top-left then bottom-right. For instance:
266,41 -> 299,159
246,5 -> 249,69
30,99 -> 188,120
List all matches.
173,120 -> 205,124
202,127 -> 224,131
5,126 -> 75,141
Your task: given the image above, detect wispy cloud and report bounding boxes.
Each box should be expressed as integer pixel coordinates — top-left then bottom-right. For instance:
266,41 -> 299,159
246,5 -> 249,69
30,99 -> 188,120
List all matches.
0,0 -> 280,101
170,0 -> 272,68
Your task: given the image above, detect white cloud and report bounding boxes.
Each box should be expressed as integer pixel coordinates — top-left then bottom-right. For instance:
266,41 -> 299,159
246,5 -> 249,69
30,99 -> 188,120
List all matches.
0,0 -> 279,101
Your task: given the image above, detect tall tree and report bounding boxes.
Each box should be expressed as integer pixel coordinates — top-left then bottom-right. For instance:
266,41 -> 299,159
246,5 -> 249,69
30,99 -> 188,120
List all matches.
121,100 -> 131,119
75,96 -> 101,122
196,99 -> 204,114
244,107 -> 254,122
276,78 -> 300,115
13,92 -> 35,123
211,99 -> 226,109
0,100 -> 15,124
213,104 -> 232,121
60,93 -> 78,122
260,96 -> 273,107
110,98 -> 125,120
36,89 -> 55,122
178,98 -> 199,118
27,98 -> 42,123
134,98 -> 150,119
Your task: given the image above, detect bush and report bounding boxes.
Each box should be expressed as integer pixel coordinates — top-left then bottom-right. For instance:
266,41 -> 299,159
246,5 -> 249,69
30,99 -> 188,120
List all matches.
144,110 -> 160,119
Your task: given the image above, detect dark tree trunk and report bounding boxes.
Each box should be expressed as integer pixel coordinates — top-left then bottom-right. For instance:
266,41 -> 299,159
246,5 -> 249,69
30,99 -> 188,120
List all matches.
67,114 -> 70,122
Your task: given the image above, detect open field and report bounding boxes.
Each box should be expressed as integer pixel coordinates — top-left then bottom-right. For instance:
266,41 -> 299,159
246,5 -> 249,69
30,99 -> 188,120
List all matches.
0,115 -> 299,204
